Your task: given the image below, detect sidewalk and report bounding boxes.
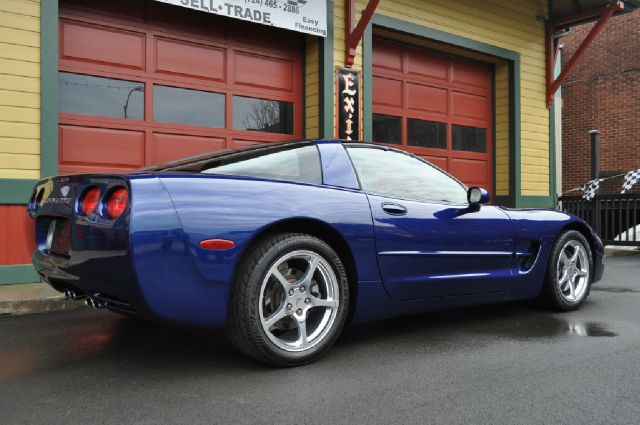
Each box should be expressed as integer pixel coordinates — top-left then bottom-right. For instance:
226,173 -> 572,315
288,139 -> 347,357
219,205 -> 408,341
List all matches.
0,282 -> 84,316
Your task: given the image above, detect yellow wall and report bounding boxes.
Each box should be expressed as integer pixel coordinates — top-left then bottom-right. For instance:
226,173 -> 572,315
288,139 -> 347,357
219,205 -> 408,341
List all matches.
336,0 -> 550,197
0,0 -> 40,180
305,35 -> 320,139
495,63 -> 510,196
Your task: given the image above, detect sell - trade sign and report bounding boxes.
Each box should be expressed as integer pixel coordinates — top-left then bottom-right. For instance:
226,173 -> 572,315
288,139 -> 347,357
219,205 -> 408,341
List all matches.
154,0 -> 327,37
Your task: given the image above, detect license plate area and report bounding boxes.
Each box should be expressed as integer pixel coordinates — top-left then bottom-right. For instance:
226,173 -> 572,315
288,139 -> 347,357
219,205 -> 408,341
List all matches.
43,217 -> 71,257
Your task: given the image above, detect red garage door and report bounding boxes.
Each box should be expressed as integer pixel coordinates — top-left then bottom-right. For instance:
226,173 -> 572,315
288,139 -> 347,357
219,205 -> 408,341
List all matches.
58,0 -> 303,174
372,39 -> 493,194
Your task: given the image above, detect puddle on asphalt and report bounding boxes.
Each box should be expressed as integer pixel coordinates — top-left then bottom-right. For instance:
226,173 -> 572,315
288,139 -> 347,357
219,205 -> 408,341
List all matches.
566,322 -> 617,337
496,315 -> 618,339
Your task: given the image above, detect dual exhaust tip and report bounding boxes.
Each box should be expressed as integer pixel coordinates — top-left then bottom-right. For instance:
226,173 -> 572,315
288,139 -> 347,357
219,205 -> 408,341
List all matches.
64,289 -> 104,309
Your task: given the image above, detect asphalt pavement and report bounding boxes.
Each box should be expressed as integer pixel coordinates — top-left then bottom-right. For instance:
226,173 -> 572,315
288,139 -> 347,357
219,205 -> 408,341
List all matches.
1,256 -> 639,425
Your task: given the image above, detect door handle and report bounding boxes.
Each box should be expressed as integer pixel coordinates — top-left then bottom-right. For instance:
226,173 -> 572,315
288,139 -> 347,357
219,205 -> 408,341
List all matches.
381,202 -> 407,216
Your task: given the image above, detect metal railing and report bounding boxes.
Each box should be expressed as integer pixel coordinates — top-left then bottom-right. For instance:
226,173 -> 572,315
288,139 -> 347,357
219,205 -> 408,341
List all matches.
558,194 -> 640,246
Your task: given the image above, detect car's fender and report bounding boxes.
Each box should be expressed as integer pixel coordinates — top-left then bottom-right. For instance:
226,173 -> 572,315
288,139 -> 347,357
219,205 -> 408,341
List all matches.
153,174 -> 379,325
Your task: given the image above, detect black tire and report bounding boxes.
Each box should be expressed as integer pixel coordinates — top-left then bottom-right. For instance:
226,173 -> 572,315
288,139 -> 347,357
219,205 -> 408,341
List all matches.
226,233 -> 349,366
539,230 -> 593,311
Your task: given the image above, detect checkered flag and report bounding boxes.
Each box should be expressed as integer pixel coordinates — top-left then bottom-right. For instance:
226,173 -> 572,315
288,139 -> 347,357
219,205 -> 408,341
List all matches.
581,178 -> 603,201
621,169 -> 640,193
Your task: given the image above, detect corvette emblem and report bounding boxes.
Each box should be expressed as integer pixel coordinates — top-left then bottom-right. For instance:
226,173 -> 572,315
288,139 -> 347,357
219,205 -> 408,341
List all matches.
61,186 -> 70,197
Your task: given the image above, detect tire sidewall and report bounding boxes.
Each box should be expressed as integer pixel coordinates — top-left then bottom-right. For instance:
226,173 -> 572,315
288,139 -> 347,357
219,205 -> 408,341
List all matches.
547,230 -> 593,310
240,233 -> 349,365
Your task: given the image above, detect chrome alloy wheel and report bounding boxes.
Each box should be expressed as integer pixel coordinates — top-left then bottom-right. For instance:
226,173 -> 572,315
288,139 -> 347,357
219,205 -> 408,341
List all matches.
259,250 -> 340,352
556,240 -> 590,302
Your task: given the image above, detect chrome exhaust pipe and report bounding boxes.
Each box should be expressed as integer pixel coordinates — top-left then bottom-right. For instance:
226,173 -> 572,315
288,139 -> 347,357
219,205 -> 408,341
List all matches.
64,289 -> 71,300
85,297 -> 94,308
69,291 -> 86,301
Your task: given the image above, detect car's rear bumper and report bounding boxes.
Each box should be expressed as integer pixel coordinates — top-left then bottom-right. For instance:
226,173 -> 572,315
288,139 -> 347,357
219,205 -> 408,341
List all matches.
33,250 -> 148,316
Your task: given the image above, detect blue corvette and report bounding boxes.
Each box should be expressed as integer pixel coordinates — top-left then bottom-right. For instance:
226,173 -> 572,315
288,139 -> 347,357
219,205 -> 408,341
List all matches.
29,140 -> 603,366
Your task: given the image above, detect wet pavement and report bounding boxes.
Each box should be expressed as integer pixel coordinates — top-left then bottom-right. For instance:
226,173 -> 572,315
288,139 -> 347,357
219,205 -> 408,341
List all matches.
1,256 -> 639,424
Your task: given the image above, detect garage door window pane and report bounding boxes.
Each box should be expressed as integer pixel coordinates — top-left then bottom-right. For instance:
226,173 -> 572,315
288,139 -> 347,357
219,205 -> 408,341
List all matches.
372,114 -> 401,144
154,85 -> 225,128
408,119 -> 446,149
59,72 -> 144,120
233,96 -> 294,134
452,125 -> 487,153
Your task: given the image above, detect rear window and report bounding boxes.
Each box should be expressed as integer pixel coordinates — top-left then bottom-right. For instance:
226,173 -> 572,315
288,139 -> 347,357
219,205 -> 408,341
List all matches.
201,144 -> 322,185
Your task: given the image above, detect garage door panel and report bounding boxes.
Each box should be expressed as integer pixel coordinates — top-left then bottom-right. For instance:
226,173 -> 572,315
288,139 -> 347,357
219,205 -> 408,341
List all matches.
62,0 -> 147,23
372,43 -> 402,72
421,155 -> 448,171
449,158 -> 488,186
150,1 -> 226,37
149,133 -> 225,165
407,51 -> 448,81
155,37 -> 226,81
451,92 -> 489,121
61,20 -> 145,70
60,125 -> 145,167
231,139 -> 271,149
451,61 -> 491,89
59,164 -> 139,175
373,39 -> 493,196
372,77 -> 402,108
234,53 -> 295,92
407,83 -> 447,114
59,3 -> 303,174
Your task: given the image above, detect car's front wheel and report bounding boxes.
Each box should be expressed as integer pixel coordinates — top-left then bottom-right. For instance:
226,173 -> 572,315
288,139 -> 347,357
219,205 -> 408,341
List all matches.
227,233 -> 349,366
540,230 -> 593,311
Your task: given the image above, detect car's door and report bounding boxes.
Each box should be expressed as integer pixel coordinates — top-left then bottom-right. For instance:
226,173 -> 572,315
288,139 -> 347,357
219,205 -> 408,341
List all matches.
346,145 -> 515,300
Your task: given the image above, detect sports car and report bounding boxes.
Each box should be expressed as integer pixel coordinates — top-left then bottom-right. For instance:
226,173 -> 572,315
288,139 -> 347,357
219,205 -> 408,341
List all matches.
29,140 -> 604,366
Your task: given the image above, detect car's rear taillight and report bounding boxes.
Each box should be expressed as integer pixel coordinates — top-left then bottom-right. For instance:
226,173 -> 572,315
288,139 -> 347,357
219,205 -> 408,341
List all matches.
80,187 -> 101,216
106,188 -> 128,219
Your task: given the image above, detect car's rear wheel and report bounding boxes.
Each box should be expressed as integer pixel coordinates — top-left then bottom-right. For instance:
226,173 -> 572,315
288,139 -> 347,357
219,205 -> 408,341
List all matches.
540,230 -> 592,311
227,233 -> 349,366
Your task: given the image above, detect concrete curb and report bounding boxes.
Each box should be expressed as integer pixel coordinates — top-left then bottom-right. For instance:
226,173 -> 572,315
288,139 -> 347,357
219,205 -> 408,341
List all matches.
605,246 -> 640,257
0,283 -> 85,316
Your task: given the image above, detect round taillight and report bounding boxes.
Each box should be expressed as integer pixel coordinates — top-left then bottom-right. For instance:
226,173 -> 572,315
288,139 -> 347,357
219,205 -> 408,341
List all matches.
80,187 -> 101,216
106,188 -> 128,219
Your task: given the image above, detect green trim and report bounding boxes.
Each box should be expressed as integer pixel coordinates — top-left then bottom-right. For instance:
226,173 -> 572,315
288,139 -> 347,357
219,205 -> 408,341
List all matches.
549,98 -> 556,207
320,0 -> 334,139
510,60 -> 521,207
362,14 -> 522,207
362,23 -> 373,141
302,36 -> 307,139
40,0 -> 59,178
549,48 -> 562,207
517,196 -> 556,209
0,265 -> 39,285
494,195 -> 514,207
0,179 -> 36,204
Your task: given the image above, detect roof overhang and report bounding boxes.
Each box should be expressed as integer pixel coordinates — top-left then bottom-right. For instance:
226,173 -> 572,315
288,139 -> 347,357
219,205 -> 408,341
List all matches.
549,0 -> 639,27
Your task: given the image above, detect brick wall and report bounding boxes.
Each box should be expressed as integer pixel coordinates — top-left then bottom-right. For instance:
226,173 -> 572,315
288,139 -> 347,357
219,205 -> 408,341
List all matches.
561,10 -> 640,193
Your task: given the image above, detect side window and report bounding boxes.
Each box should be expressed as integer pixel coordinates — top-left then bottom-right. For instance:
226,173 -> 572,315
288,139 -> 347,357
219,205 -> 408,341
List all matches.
201,144 -> 322,185
347,147 -> 468,204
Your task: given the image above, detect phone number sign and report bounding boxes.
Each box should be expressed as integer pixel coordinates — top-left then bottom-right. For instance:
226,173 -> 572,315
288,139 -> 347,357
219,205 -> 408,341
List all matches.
154,0 -> 327,37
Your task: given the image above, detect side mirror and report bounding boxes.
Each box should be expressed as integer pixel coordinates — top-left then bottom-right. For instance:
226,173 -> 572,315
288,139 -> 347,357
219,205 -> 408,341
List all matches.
467,187 -> 490,206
